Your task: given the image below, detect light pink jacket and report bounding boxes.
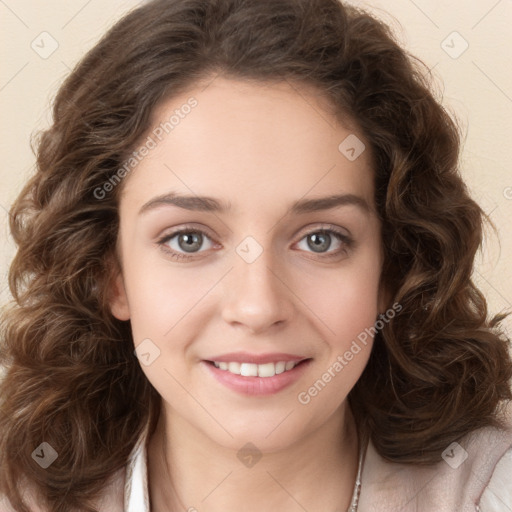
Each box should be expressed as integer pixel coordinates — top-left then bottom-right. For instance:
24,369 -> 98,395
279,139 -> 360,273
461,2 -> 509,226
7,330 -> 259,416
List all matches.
3,410 -> 512,512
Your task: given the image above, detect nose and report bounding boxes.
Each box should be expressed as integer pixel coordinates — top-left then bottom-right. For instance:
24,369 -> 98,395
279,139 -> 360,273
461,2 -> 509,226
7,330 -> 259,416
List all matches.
221,249 -> 295,334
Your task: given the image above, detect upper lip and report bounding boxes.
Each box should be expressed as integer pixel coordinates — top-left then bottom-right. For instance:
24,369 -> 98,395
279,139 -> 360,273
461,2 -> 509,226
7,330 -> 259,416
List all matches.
206,352 -> 310,364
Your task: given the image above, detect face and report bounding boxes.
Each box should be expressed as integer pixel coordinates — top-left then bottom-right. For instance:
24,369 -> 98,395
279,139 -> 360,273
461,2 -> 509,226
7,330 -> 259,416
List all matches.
110,76 -> 386,452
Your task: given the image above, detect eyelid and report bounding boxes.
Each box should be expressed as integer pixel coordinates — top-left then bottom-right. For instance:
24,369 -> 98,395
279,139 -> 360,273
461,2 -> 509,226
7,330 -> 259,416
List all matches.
156,223 -> 217,242
294,222 -> 351,241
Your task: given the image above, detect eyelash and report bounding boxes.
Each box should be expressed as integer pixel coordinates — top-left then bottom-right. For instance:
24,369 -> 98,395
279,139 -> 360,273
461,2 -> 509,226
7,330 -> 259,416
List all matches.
156,225 -> 354,262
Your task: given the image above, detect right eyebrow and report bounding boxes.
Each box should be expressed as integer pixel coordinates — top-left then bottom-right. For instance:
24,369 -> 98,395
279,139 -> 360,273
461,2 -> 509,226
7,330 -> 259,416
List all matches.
139,192 -> 231,215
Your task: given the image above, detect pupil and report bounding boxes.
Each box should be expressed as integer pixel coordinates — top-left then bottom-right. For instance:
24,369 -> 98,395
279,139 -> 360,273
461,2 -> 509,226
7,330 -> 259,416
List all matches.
308,232 -> 331,252
179,232 -> 202,252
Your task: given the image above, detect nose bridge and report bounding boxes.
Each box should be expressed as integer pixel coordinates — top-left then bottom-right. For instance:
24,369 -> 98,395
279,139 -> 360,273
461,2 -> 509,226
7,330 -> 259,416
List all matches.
221,235 -> 292,331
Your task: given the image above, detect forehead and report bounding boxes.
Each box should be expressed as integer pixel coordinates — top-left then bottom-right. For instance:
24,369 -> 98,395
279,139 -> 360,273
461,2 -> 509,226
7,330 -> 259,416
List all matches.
120,77 -> 375,213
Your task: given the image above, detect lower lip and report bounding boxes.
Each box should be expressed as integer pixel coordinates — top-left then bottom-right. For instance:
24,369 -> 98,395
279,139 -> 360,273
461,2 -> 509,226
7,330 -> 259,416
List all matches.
202,360 -> 312,396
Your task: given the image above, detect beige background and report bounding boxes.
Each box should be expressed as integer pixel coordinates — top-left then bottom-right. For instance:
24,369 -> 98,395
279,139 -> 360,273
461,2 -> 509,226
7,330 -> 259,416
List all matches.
1,0 -> 511,337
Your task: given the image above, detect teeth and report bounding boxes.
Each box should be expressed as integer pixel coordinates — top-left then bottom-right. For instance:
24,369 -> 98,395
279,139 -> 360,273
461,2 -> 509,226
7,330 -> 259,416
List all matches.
275,361 -> 286,374
212,360 -> 301,377
228,362 -> 241,374
257,362 -> 275,377
240,363 -> 258,377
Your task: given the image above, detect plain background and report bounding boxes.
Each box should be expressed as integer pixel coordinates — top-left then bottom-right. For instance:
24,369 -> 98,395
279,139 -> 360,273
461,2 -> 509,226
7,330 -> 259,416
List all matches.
0,0 -> 511,340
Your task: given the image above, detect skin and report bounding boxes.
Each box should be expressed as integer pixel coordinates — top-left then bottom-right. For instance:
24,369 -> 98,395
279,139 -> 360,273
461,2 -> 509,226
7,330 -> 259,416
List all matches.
109,76 -> 387,512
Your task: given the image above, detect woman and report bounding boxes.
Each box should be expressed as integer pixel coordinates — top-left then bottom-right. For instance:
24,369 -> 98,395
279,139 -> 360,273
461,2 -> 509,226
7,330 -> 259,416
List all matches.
1,0 -> 511,511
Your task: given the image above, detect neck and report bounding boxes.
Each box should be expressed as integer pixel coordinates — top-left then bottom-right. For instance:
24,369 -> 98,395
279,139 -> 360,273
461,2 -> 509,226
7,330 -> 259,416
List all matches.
148,403 -> 360,512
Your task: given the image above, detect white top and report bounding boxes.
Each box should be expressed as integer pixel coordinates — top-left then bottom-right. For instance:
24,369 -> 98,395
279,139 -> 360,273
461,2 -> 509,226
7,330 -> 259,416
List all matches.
123,426 -> 512,512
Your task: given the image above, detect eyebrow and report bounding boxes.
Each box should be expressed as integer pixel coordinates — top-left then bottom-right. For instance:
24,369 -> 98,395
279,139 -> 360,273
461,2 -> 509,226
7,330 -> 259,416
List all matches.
138,192 -> 371,216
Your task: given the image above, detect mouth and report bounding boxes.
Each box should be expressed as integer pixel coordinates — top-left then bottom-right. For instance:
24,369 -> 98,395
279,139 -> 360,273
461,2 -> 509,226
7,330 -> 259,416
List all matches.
202,357 -> 312,396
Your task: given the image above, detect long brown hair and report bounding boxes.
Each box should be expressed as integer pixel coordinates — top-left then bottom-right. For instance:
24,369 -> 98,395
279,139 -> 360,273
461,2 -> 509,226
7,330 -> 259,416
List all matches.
1,0 -> 511,510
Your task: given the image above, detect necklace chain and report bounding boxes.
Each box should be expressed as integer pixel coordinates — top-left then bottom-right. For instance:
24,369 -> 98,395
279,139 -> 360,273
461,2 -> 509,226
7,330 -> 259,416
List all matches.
347,433 -> 366,512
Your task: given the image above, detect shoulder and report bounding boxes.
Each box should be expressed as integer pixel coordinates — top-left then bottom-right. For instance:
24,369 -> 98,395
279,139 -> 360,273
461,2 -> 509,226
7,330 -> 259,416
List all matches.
358,402 -> 512,512
479,446 -> 512,512
468,404 -> 512,512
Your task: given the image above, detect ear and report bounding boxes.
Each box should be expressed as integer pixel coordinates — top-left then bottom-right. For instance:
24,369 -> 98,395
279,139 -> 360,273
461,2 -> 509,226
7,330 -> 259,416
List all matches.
108,268 -> 131,321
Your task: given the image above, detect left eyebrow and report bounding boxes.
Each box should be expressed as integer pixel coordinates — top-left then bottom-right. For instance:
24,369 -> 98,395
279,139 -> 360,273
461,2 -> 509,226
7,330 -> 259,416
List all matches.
289,194 -> 371,215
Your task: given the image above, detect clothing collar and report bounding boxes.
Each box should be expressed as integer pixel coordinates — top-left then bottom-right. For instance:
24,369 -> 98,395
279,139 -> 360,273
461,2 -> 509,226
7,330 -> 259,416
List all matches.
124,422 -> 151,512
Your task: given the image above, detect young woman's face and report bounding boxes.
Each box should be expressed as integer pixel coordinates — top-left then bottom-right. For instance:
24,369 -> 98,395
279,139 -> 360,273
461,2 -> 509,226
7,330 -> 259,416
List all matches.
110,77 -> 386,451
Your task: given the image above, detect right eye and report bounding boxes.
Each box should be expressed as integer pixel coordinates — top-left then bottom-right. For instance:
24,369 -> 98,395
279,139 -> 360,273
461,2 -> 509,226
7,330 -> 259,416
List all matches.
157,228 -> 217,260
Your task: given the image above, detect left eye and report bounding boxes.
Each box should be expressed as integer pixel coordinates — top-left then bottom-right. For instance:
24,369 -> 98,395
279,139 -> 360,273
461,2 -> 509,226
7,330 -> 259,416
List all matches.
295,230 -> 347,254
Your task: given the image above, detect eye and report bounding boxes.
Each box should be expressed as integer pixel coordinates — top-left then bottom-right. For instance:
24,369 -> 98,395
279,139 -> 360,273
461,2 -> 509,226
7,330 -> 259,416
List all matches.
157,228 -> 216,260
295,228 -> 353,257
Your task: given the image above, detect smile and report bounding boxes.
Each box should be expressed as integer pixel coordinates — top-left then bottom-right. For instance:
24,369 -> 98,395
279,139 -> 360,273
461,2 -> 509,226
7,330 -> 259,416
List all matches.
203,357 -> 312,396
211,360 -> 300,377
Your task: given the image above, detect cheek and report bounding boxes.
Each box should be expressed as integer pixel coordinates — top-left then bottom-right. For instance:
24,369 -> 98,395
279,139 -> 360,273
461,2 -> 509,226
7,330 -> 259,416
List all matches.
121,243 -> 221,343
328,277 -> 380,347
295,252 -> 382,348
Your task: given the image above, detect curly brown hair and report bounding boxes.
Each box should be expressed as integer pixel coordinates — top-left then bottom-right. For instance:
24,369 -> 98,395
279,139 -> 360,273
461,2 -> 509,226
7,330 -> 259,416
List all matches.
1,0 -> 511,510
